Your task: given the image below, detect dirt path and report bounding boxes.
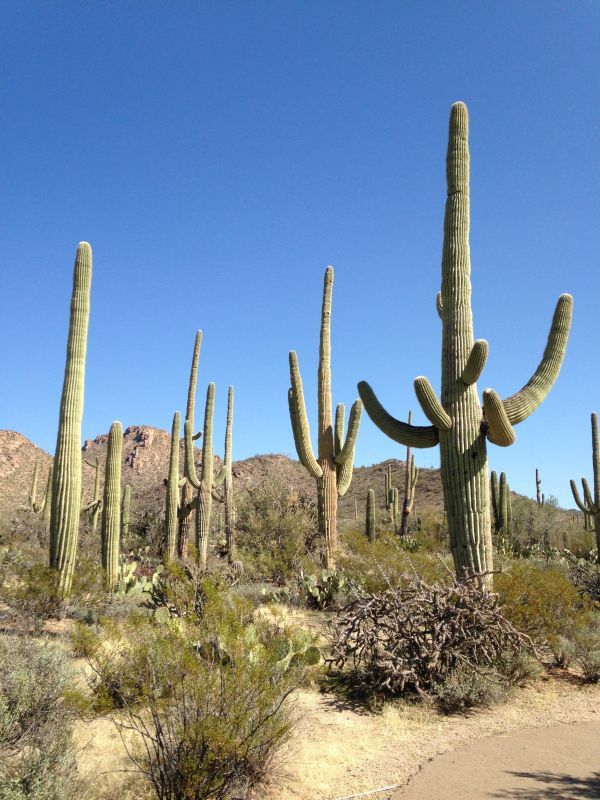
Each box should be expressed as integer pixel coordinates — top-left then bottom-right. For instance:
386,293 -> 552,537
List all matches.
392,720 -> 600,799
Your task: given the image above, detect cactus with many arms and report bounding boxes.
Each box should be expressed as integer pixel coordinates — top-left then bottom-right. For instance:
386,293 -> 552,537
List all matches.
184,383 -> 226,568
178,331 -> 202,558
101,421 -> 123,590
399,411 -> 419,537
358,104 -> 572,583
49,243 -> 93,596
366,488 -> 376,542
288,267 -> 363,569
570,413 -> 600,553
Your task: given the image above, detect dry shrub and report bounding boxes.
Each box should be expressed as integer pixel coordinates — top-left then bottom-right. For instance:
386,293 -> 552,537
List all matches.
328,574 -> 534,703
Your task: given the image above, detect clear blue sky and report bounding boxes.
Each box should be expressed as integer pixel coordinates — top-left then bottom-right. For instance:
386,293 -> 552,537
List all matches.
1,1 -> 598,507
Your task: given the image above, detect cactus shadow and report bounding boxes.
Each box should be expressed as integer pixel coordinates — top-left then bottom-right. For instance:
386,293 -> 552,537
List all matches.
491,771 -> 600,798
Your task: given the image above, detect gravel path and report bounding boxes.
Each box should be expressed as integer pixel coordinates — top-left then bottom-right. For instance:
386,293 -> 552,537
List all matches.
392,720 -> 600,799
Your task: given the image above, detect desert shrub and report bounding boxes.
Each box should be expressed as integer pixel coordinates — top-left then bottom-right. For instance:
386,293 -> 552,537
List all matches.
495,561 -> 588,650
435,665 -> 505,714
339,528 -> 454,594
564,551 -> 600,602
235,476 -> 319,582
0,638 -> 83,798
328,574 -> 534,706
551,635 -> 577,668
571,619 -> 600,683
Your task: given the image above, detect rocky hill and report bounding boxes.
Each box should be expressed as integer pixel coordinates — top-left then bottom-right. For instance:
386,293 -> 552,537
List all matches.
0,426 -> 444,522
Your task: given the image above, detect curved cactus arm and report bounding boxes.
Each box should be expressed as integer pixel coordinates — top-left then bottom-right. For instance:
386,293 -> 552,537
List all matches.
213,465 -> 227,488
335,399 -> 362,466
289,351 -> 323,478
570,480 -> 591,514
358,381 -> 439,448
461,339 -> 489,385
581,478 -> 599,514
483,388 -> 516,446
288,388 -> 307,468
436,292 -> 443,320
501,294 -> 573,425
192,431 -> 202,441
334,403 -> 345,459
178,477 -> 187,488
414,377 -> 452,431
184,419 -> 201,489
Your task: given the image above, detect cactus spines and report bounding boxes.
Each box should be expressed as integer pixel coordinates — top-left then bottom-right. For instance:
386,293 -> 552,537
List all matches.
536,468 -> 544,507
570,413 -> 600,553
164,411 -> 181,560
358,103 -> 572,584
49,242 -> 92,596
288,266 -> 362,569
121,484 -> 131,539
101,421 -> 123,590
366,488 -> 376,542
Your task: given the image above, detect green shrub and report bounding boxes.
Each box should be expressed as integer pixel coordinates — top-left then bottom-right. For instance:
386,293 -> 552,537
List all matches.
571,620 -> 600,683
0,638 -> 83,799
495,561 -> 587,649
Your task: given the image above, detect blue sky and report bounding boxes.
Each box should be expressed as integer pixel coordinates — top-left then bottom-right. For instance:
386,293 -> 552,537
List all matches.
1,1 -> 598,507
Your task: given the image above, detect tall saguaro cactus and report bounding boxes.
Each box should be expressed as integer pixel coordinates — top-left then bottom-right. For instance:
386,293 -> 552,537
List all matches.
288,267 -> 363,569
185,383 -> 226,568
358,104 -> 572,582
164,411 -> 182,559
101,421 -> 123,590
570,413 -> 600,553
222,386 -> 235,564
178,331 -> 202,558
49,242 -> 93,596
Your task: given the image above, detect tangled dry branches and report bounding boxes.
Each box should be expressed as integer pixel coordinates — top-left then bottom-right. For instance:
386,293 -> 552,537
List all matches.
328,574 -> 535,696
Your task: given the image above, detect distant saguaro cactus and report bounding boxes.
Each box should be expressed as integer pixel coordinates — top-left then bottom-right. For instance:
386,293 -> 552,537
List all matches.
288,267 -> 362,569
536,468 -> 544,507
121,484 -> 131,539
164,411 -> 182,559
101,421 -> 123,590
358,104 -> 572,584
30,462 -> 52,520
366,489 -> 376,542
570,413 -> 600,553
49,243 -> 93,596
222,386 -> 235,564
491,470 -> 512,536
399,411 -> 419,537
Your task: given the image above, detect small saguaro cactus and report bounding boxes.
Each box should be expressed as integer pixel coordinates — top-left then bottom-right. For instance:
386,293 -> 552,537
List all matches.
288,267 -> 363,569
121,484 -> 131,539
85,457 -> 102,532
185,383 -> 227,568
29,462 -> 52,520
179,331 -> 203,559
536,468 -> 544,507
101,421 -> 123,590
366,488 -> 376,542
399,411 -> 419,537
358,103 -> 572,583
384,464 -> 393,509
164,411 -> 182,559
49,242 -> 93,597
570,413 -> 600,553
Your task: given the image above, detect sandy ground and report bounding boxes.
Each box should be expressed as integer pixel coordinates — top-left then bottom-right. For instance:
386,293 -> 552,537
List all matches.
392,720 -> 600,799
74,672 -> 600,800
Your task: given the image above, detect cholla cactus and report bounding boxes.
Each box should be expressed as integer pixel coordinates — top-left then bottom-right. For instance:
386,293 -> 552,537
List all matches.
288,267 -> 362,569
570,413 -> 600,553
358,104 -> 572,584
366,488 -> 376,542
101,421 -> 123,590
49,243 -> 93,596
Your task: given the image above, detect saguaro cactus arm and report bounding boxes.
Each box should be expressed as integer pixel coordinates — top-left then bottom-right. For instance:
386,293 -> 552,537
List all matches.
335,399 -> 362,466
184,419 -> 201,489
501,294 -> 573,425
570,480 -> 591,514
334,403 -> 345,458
436,292 -> 443,319
358,381 -> 439,448
483,389 -> 516,447
288,352 -> 323,478
414,377 -> 452,431
582,478 -> 598,513
462,340 -> 489,385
